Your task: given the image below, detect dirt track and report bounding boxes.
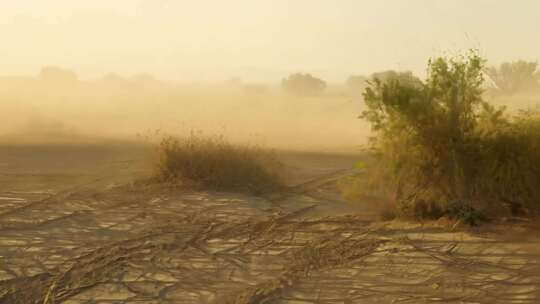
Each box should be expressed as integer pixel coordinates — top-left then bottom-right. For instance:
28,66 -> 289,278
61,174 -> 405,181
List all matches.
0,143 -> 539,303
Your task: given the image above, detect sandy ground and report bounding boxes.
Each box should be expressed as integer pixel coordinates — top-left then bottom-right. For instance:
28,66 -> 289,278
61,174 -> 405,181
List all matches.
0,142 -> 539,303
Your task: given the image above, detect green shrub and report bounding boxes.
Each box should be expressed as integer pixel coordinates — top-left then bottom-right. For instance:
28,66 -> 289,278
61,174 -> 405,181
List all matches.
155,132 -> 284,194
344,51 -> 540,222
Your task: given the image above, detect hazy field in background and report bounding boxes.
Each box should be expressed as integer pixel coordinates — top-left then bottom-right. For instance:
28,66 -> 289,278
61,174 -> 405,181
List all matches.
0,74 -> 370,152
2,68 -> 539,154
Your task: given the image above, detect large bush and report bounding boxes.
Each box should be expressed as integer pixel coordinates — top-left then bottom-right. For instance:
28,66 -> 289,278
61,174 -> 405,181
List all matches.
344,51 -> 540,223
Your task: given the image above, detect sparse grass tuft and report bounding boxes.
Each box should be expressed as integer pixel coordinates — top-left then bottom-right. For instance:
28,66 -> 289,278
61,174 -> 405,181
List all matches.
154,132 -> 284,194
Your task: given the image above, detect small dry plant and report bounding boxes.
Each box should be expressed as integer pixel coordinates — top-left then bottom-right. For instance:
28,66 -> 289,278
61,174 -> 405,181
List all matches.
154,132 -> 284,194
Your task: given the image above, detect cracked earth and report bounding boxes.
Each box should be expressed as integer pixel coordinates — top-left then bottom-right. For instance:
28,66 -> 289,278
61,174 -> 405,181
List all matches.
0,144 -> 539,303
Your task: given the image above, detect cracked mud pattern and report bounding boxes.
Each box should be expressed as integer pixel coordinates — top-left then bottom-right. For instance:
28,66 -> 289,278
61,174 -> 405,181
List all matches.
0,183 -> 539,304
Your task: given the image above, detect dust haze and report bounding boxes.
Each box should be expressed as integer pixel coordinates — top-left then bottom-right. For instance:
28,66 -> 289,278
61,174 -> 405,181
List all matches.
1,2 -> 540,304
0,69 -> 368,150
2,0 -> 540,150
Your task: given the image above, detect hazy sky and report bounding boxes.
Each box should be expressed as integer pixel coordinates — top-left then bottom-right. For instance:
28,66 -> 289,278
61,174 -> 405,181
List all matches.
1,0 -> 539,82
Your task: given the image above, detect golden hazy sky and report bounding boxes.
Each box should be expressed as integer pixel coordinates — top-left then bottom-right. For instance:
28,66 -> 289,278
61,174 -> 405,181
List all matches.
1,0 -> 539,82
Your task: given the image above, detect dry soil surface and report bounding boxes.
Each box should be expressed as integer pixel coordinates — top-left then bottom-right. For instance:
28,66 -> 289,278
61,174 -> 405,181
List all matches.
0,143 -> 539,304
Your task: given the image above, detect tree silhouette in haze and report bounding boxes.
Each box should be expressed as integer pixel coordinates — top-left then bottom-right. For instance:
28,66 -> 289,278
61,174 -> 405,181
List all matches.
486,60 -> 540,95
281,73 -> 326,96
346,75 -> 369,96
38,66 -> 78,84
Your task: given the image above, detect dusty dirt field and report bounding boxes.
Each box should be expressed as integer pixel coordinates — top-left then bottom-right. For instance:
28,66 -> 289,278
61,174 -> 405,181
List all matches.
0,142 -> 539,303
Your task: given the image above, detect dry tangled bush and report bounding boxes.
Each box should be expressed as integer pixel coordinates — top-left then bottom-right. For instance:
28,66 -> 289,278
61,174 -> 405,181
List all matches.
154,133 -> 284,193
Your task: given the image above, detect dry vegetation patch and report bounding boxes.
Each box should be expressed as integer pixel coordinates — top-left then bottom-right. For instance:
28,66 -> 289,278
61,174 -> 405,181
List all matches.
154,133 -> 284,194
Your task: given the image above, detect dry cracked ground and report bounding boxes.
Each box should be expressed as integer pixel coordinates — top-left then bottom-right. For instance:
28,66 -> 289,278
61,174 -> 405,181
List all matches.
0,143 -> 539,304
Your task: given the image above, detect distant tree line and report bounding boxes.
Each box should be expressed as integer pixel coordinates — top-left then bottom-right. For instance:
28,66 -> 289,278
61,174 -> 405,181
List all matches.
24,60 -> 540,98
344,60 -> 540,97
485,60 -> 540,95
